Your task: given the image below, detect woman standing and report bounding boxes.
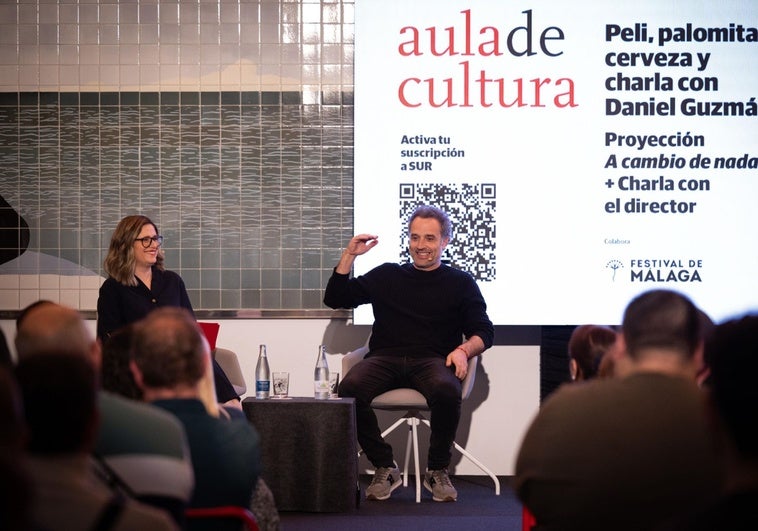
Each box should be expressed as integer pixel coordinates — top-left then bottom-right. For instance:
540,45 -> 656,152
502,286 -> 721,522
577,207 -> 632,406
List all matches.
97,215 -> 239,405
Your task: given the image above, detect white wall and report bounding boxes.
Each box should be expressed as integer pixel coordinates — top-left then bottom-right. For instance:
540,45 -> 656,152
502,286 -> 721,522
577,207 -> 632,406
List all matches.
2,317 -> 540,476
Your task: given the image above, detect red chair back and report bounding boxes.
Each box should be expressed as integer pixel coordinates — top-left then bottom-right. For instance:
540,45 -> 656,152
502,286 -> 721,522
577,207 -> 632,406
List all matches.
522,505 -> 536,531
197,322 -> 220,350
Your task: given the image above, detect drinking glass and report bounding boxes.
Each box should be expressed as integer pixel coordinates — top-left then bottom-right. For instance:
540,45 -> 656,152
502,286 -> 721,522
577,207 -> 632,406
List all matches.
272,372 -> 290,398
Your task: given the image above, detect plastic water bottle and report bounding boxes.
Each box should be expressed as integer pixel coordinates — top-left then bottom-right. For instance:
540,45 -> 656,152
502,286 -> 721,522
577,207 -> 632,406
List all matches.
255,344 -> 270,399
314,344 -> 330,399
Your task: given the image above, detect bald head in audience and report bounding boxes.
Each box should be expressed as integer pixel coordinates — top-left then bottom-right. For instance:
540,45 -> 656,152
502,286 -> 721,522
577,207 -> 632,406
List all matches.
610,289 -> 706,379
15,301 -> 101,368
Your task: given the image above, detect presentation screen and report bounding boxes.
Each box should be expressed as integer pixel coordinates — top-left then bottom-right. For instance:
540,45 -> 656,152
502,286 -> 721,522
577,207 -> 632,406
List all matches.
353,0 -> 757,325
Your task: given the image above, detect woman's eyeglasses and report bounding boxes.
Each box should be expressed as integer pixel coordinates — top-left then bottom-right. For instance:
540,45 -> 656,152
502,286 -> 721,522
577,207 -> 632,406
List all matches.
134,235 -> 164,248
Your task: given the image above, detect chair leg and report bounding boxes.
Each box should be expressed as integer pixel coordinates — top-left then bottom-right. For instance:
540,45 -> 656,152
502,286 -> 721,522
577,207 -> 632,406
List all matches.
410,417 -> 421,503
380,416 -> 409,439
419,419 -> 501,495
452,440 -> 501,495
402,419 -> 412,487
401,417 -> 422,501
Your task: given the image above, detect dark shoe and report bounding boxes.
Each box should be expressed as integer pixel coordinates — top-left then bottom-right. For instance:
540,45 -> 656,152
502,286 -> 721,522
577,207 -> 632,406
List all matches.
424,468 -> 457,502
366,466 -> 401,501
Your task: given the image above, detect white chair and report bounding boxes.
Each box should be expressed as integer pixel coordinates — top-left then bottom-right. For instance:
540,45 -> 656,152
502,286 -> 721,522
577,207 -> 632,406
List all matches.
342,346 -> 501,503
214,347 -> 247,396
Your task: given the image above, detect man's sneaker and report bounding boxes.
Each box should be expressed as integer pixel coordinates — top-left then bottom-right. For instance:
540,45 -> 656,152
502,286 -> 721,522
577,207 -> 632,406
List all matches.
424,468 -> 457,502
365,466 -> 401,501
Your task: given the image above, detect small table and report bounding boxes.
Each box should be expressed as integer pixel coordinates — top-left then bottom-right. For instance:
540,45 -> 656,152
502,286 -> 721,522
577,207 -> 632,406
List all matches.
242,396 -> 359,512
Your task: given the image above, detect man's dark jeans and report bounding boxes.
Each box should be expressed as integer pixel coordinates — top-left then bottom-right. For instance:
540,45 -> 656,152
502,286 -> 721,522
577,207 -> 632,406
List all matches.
339,354 -> 462,470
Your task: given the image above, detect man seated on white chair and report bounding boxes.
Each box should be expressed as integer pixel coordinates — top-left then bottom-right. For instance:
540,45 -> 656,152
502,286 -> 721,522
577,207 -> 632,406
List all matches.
323,205 -> 494,502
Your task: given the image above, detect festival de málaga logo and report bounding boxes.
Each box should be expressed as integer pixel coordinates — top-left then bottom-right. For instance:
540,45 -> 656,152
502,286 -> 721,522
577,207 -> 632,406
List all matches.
607,258 -> 703,282
606,259 -> 623,281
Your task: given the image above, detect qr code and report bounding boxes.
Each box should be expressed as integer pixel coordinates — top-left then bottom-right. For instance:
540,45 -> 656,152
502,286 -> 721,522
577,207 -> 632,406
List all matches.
398,183 -> 496,282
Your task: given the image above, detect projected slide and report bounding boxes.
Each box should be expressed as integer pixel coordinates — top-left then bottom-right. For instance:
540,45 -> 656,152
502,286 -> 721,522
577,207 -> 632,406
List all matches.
353,0 -> 757,325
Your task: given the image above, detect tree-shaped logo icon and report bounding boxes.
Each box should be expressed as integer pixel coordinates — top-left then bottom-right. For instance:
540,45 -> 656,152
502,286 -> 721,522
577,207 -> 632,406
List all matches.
606,260 -> 623,281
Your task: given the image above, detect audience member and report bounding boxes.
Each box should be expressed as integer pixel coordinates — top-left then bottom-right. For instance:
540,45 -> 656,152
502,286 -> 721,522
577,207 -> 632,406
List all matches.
131,308 -> 277,529
0,366 -> 26,449
96,214 -> 240,408
567,324 -> 617,381
15,299 -> 54,328
0,327 -> 12,367
101,323 -> 143,400
0,366 -> 32,531
693,310 -> 716,387
514,289 -> 723,531
665,314 -> 758,530
102,311 -> 278,529
103,324 -> 227,423
596,343 -> 618,378
15,353 -> 177,531
195,333 -> 227,419
14,301 -> 194,526
129,306 -> 262,529
324,205 -> 494,502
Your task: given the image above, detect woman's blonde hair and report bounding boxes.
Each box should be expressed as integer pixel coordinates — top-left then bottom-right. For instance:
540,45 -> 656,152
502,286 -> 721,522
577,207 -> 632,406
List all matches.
103,215 -> 165,286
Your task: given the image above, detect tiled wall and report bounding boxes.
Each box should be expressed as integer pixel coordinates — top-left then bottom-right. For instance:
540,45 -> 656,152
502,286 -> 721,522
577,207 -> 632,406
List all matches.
0,0 -> 355,313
